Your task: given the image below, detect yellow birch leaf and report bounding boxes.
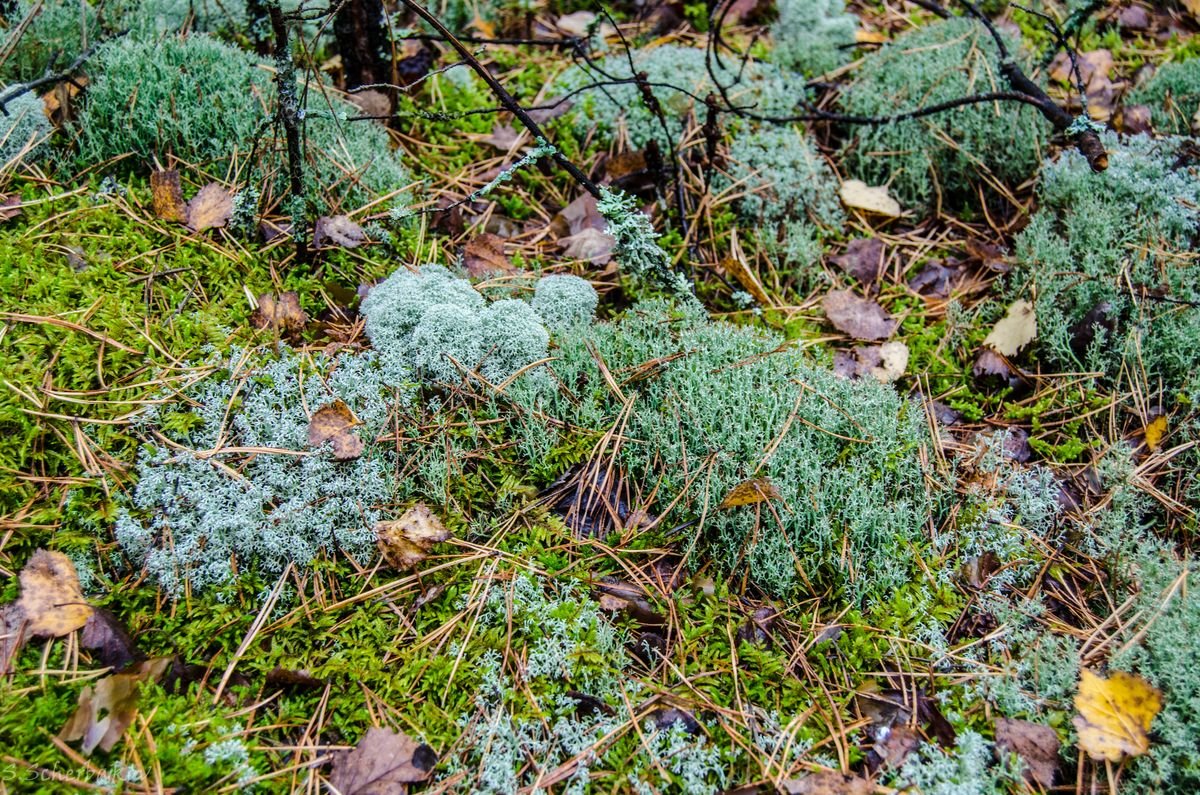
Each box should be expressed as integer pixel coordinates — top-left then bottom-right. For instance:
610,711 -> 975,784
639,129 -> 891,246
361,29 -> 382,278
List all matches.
719,477 -> 781,509
1143,415 -> 1168,452
1073,668 -> 1162,762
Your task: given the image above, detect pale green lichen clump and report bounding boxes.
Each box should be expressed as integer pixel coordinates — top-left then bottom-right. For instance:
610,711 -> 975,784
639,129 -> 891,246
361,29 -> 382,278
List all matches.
840,17 -> 1047,208
1127,58 -> 1200,136
0,88 -> 52,168
769,0 -> 858,76
508,301 -> 932,598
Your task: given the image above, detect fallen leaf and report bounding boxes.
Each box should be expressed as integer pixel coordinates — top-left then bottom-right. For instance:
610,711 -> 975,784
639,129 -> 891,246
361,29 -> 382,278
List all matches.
375,504 -> 452,569
150,169 -> 187,223
872,724 -> 922,770
1185,0 -> 1200,19
330,727 -> 436,794
720,476 -> 781,509
781,771 -> 873,795
823,289 -> 898,341
1143,415 -> 1168,452
972,349 -> 1022,390
855,29 -> 889,44
1120,104 -> 1153,135
647,706 -> 701,734
965,238 -> 1008,272
840,179 -> 902,218
1049,49 -> 1113,91
81,608 -> 139,672
17,550 -> 93,637
265,667 -> 325,690
462,233 -> 514,277
555,11 -> 605,38
559,227 -> 616,265
1074,668 -> 1162,762
908,259 -> 962,298
60,656 -> 172,754
983,299 -> 1036,357
830,237 -> 885,287
314,215 -> 366,249
1,604 -> 25,675
1117,5 -> 1151,30
835,343 -> 908,383
996,717 -> 1060,789
307,399 -> 364,461
481,121 -> 523,152
347,88 -> 392,117
595,578 -> 665,626
252,291 -> 307,336
186,183 -> 233,232
553,193 -> 607,238
0,193 -> 22,221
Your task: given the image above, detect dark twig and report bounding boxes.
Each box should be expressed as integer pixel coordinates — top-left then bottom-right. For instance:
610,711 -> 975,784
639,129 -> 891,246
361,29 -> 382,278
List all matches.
268,2 -> 310,263
0,44 -> 99,115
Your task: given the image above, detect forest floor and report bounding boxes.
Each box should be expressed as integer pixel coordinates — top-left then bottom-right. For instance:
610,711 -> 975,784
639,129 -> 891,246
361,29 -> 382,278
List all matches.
1,0 -> 1200,793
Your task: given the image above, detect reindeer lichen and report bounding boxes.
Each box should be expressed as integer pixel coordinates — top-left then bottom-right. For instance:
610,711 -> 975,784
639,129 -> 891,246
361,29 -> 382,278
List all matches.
1128,58 -> 1200,136
770,0 -> 858,77
0,88 -> 51,167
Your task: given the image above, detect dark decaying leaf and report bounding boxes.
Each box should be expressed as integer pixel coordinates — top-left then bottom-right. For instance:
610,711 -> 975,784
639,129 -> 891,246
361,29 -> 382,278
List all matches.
830,237 -> 885,287
908,258 -> 963,297
375,503 -> 452,569
252,291 -> 307,336
541,462 -> 637,538
646,706 -> 701,734
307,399 -> 365,461
265,667 -> 326,690
314,215 -> 366,249
59,656 -> 173,754
462,232 -> 515,278
1,604 -> 25,675
566,690 -> 615,718
595,578 -> 665,627
150,169 -> 187,223
735,606 -> 778,646
329,727 -> 437,795
972,349 -> 1023,391
868,724 -> 922,772
81,608 -> 140,671
185,182 -> 234,232
995,717 -> 1060,789
822,289 -> 898,341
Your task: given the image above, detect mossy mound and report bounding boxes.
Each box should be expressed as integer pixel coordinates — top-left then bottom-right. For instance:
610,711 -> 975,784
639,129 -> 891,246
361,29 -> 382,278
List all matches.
839,17 -> 1047,209
1128,57 -> 1200,136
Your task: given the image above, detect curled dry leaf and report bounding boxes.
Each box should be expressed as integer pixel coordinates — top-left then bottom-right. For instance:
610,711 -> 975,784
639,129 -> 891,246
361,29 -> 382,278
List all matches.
559,227 -> 616,265
1074,668 -> 1162,762
314,215 -> 366,249
375,503 -> 452,569
983,299 -> 1037,357
781,770 -> 873,795
60,656 -> 172,755
330,727 -> 437,795
18,549 -> 93,637
823,289 -> 898,341
150,169 -> 187,223
996,717 -> 1060,789
81,608 -> 140,671
307,399 -> 365,461
462,232 -> 515,278
840,179 -> 902,218
252,291 -> 307,335
186,182 -> 234,232
719,476 -> 781,509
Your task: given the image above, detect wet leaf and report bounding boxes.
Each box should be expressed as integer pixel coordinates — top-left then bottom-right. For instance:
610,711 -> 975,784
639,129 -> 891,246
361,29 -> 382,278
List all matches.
481,121 -> 522,152
314,215 -> 366,249
840,179 -> 901,218
559,227 -> 616,265
983,299 -> 1036,357
996,717 -> 1060,789
252,291 -> 307,336
185,182 -> 233,232
17,549 -> 93,637
462,232 -> 515,277
330,727 -> 437,794
59,657 -> 172,754
834,342 -> 908,383
823,289 -> 898,341
150,169 -> 187,223
375,503 -> 452,569
908,259 -> 962,297
830,237 -> 885,286
265,667 -> 325,690
871,724 -> 922,770
0,193 -> 22,221
1074,668 -> 1162,762
1143,415 -> 1168,452
81,608 -> 139,671
307,399 -> 365,461
781,771 -> 872,795
719,477 -> 781,509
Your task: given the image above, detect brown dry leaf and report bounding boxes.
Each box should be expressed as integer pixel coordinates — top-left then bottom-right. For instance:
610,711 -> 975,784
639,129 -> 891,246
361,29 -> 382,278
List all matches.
59,657 -> 172,755
186,183 -> 234,232
252,291 -> 307,335
0,193 -> 22,221
840,179 -> 902,218
780,771 -> 873,795
1074,668 -> 1162,762
1185,0 -> 1200,19
1,604 -> 25,675
307,400 -> 364,461
482,122 -> 523,152
983,299 -> 1037,357
314,215 -> 366,249
873,724 -> 922,770
347,89 -> 392,117
559,227 -> 616,265
463,233 -> 515,278
1144,415 -> 1168,452
330,727 -> 437,794
996,717 -> 1060,789
830,237 -> 885,287
553,193 -> 607,237
81,608 -> 139,672
823,289 -> 898,341
18,549 -> 93,637
840,342 -> 912,384
375,504 -> 452,569
720,477 -> 782,509
150,169 -> 187,223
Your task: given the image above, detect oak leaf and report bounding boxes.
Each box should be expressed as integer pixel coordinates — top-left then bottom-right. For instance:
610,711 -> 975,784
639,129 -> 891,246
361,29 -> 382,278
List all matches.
1073,668 -> 1162,762
823,290 -> 898,341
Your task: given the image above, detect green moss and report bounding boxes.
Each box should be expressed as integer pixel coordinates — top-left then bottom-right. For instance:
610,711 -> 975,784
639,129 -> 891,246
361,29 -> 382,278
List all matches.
840,17 -> 1048,209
